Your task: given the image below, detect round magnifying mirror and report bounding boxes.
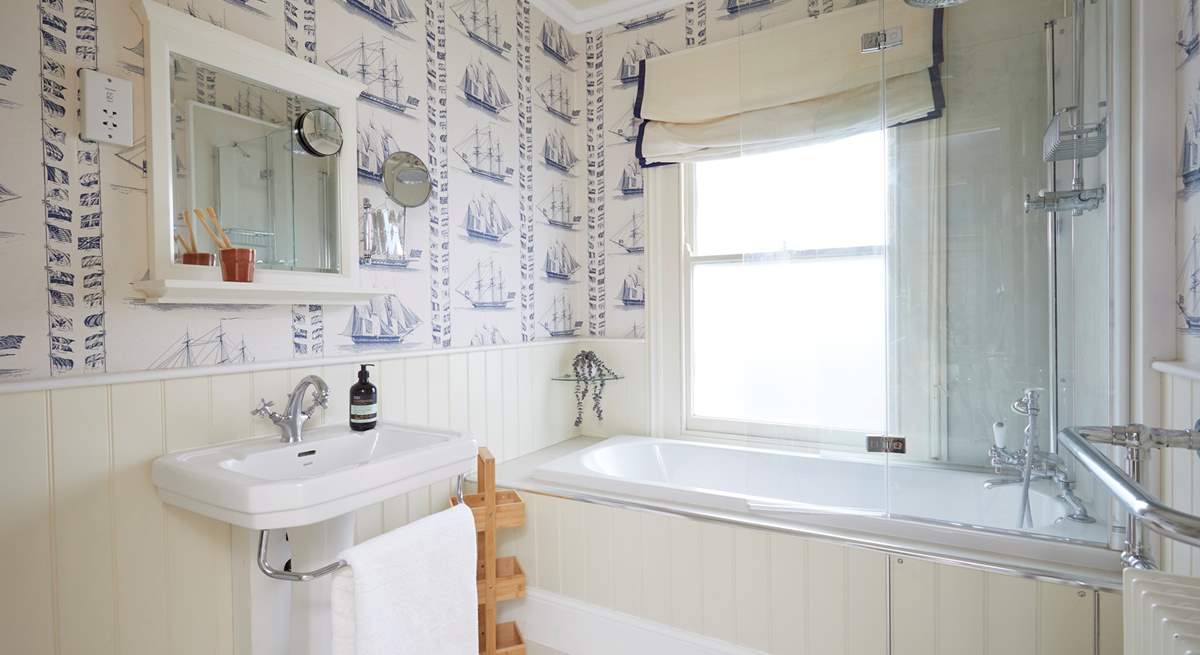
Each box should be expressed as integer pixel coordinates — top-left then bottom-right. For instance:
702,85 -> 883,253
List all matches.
383,152 -> 432,208
295,109 -> 344,157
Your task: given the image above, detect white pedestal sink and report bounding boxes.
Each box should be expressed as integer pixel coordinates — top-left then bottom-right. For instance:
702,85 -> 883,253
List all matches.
152,421 -> 476,655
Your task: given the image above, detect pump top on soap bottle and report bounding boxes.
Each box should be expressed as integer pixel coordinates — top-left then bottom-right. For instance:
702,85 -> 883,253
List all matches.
350,364 -> 377,432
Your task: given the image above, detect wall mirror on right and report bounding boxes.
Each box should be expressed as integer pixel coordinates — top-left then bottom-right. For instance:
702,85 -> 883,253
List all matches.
646,0 -> 1123,547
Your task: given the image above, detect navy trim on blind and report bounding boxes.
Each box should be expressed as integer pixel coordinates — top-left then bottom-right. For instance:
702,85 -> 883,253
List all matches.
635,7 -> 947,167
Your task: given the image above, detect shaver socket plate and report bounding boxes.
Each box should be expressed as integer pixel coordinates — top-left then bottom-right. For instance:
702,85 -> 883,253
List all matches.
80,69 -> 134,147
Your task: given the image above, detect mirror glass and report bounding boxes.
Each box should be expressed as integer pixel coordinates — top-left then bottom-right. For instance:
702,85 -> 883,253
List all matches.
169,53 -> 340,274
296,109 -> 344,158
382,152 -> 432,208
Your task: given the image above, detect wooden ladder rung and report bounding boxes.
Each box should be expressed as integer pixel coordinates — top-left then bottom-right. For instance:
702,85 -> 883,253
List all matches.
463,447 -> 526,655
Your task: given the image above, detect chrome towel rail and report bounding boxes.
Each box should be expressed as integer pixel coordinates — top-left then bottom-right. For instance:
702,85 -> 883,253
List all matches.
1058,425 -> 1200,569
257,472 -> 469,582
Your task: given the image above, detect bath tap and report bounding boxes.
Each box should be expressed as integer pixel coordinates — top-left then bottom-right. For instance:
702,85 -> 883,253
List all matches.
985,389 -> 1094,525
252,375 -> 330,444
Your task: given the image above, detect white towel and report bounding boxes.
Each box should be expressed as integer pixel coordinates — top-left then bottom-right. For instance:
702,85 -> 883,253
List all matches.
331,504 -> 478,655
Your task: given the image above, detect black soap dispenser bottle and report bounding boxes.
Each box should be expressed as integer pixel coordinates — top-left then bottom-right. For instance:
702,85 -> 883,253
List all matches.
350,364 -> 378,431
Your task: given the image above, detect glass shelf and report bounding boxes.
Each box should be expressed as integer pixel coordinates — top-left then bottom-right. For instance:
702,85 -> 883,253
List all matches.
551,374 -> 624,382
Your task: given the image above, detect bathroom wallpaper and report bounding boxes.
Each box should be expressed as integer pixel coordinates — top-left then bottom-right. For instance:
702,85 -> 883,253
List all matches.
1180,0 -> 1200,359
0,0 -> 853,382
0,0 -> 594,382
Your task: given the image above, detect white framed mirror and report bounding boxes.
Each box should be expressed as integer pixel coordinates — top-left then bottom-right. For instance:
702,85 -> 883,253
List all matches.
131,0 -> 376,305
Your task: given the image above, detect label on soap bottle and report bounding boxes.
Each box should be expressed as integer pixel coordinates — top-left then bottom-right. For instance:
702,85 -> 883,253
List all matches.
350,400 -> 377,424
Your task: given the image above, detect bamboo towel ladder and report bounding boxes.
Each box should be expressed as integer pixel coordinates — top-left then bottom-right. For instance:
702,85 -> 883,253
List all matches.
451,448 -> 527,655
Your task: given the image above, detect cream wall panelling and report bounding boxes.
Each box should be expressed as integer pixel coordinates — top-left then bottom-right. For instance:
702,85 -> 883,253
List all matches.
1158,366 -> 1200,576
0,343 -> 578,655
500,492 -> 1123,655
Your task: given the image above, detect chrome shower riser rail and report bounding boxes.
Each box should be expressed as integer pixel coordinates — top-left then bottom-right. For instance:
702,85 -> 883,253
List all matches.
257,472 -> 468,582
1058,425 -> 1200,569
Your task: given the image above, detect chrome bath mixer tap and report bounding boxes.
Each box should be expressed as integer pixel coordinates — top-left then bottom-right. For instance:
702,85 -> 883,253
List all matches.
985,389 -> 1093,525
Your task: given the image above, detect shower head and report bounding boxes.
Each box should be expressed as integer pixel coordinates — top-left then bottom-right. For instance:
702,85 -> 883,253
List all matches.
903,0 -> 971,7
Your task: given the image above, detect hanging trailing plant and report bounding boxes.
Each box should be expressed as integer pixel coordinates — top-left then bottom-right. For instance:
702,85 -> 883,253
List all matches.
571,350 -> 617,427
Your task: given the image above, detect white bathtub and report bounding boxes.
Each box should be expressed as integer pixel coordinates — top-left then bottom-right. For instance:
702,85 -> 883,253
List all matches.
531,436 -> 1118,575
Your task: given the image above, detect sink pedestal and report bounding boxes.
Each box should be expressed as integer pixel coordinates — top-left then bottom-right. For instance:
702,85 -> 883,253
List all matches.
289,513 -> 356,655
236,514 -> 357,655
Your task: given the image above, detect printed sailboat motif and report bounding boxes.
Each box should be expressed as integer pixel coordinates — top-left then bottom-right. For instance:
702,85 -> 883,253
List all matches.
0,181 -> 20,204
541,20 -> 578,65
609,106 -> 641,143
229,87 -> 281,124
187,1 -> 226,27
456,124 -> 514,182
0,334 -> 25,378
343,295 -> 422,344
0,334 -> 25,352
620,266 -> 646,306
342,0 -> 415,29
539,183 -> 581,229
224,0 -> 270,17
326,38 -> 420,114
611,212 -> 644,253
120,37 -> 144,75
618,39 -> 667,84
1183,86 -> 1200,189
462,59 -> 512,113
536,74 -> 579,123
358,120 -> 398,182
1183,0 -> 1199,56
463,193 -> 513,241
360,198 -> 422,268
452,0 -> 512,56
116,136 -> 147,176
1180,230 -> 1200,331
619,160 -> 644,196
457,258 -> 517,308
543,129 -> 578,173
725,0 -> 781,15
619,9 -> 674,30
470,325 -> 507,345
544,240 -> 580,280
541,294 -> 582,337
149,322 -> 253,369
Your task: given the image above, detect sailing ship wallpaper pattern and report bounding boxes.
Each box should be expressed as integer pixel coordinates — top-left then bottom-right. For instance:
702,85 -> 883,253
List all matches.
0,0 -> 878,381
0,0 -> 590,382
1183,0 -> 1200,348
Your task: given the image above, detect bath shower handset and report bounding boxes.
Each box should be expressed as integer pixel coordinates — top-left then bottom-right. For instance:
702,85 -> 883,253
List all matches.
986,388 -> 1094,525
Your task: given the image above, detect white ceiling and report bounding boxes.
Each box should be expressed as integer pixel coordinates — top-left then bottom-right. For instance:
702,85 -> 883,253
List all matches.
532,0 -> 684,33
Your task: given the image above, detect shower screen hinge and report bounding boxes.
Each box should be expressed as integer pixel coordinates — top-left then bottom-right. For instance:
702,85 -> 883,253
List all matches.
862,27 -> 903,53
867,435 -> 907,454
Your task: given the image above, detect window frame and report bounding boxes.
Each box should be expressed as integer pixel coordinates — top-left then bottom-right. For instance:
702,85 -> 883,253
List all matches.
647,124 -> 948,457
680,147 -> 889,448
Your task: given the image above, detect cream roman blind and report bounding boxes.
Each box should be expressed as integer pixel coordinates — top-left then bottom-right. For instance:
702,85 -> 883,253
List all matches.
634,0 -> 943,166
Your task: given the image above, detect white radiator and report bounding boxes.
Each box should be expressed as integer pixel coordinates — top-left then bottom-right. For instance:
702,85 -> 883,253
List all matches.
1126,568 -> 1200,654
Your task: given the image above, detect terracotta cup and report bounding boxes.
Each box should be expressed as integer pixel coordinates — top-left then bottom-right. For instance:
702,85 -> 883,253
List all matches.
219,247 -> 255,283
181,252 -> 216,266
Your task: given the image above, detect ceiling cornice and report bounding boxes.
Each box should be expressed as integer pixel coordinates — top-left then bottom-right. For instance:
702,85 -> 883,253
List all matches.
531,0 -> 686,34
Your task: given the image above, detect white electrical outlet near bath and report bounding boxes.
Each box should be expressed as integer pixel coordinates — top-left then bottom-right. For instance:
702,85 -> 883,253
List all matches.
80,69 -> 134,147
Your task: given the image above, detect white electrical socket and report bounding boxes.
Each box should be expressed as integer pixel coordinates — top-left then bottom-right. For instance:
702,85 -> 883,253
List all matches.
80,69 -> 134,147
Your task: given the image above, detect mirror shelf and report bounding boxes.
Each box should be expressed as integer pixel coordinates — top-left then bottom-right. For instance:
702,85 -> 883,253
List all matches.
131,279 -> 381,306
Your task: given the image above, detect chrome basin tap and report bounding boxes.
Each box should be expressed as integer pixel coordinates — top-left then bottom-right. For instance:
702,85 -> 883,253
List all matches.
252,375 -> 330,444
